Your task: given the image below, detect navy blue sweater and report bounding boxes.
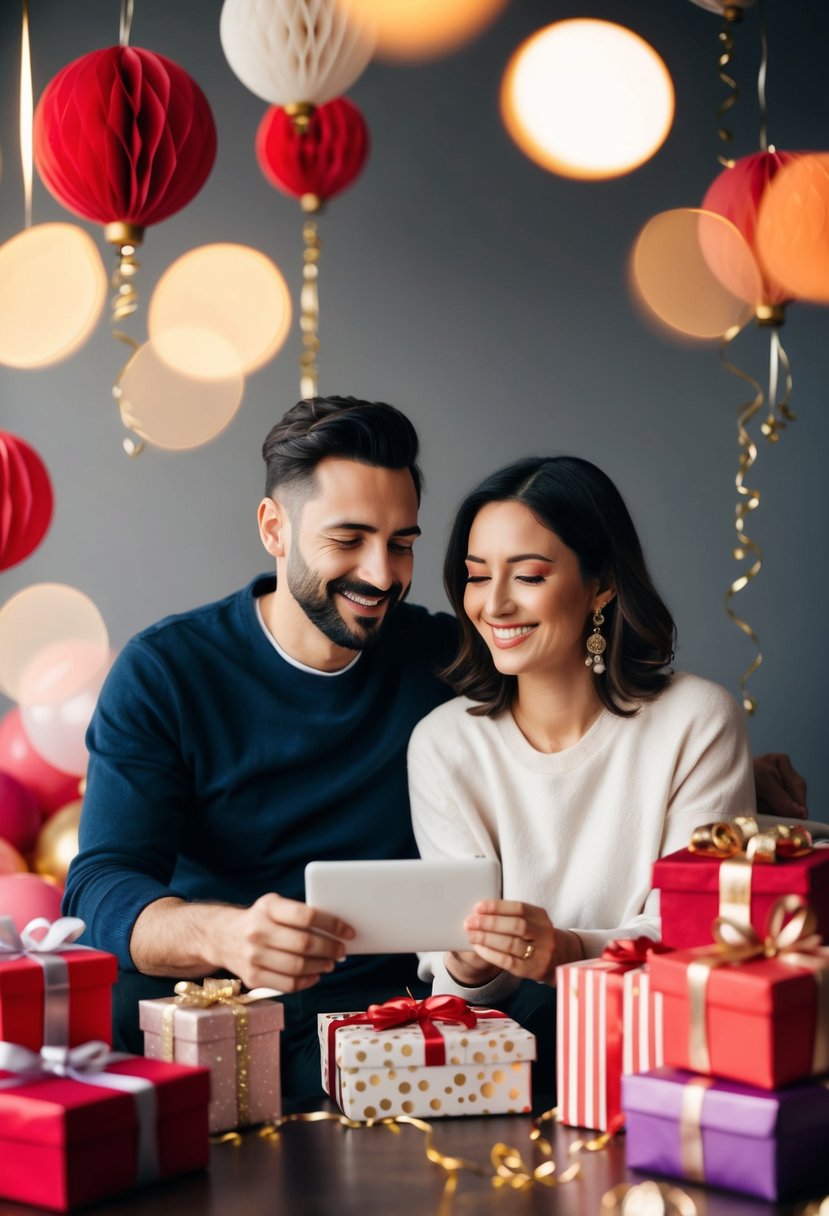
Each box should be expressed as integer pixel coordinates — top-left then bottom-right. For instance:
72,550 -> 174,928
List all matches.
64,575 -> 456,977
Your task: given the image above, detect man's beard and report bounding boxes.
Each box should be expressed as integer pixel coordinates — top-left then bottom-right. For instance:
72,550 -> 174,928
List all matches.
287,549 -> 406,652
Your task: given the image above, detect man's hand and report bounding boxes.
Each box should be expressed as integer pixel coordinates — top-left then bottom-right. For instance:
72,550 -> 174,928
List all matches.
753,753 -> 808,820
130,893 -> 355,991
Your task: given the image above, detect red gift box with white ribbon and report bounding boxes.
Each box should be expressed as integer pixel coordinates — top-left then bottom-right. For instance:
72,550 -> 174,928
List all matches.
0,1040 -> 210,1210
556,938 -> 666,1133
0,917 -> 117,1051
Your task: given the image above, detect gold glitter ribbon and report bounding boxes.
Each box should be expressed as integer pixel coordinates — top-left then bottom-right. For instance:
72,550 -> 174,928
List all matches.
686,895 -> 829,1074
688,816 -> 813,925
715,7 -> 742,167
161,978 -> 279,1128
679,1077 -> 714,1182
299,217 -> 321,398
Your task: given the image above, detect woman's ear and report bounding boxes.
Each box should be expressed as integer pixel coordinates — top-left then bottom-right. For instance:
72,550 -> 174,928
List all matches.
595,586 -> 616,614
258,497 -> 289,558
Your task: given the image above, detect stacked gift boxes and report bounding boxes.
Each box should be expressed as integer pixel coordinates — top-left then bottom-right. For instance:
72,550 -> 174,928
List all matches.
320,995 -> 535,1120
0,916 -> 212,1209
621,822 -> 829,1202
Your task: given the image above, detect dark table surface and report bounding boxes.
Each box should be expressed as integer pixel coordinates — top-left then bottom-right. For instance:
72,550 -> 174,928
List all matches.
0,1099 -> 815,1216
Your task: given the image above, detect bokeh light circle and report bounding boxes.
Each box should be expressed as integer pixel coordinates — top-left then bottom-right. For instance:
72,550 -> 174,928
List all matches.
149,243 -> 292,379
119,340 -> 245,450
0,223 -> 106,368
336,0 -> 507,62
631,208 -> 761,340
757,153 -> 829,305
501,19 -> 675,180
0,584 -> 110,707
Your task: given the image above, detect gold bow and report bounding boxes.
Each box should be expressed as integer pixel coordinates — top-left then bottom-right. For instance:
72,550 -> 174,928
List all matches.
687,895 -> 829,1075
162,978 -> 280,1127
688,816 -> 813,927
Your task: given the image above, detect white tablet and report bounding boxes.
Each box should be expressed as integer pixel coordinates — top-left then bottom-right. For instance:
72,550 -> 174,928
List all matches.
304,858 -> 501,954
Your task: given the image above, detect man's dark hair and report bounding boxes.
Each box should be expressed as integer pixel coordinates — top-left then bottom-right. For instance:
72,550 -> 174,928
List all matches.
442,455 -> 676,718
262,396 -> 423,503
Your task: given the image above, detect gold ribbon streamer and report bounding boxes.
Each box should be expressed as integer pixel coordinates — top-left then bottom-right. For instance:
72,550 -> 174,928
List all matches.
718,332 -> 765,714
106,223 -> 146,457
760,324 -> 795,442
249,1102 -> 591,1200
601,1180 -> 698,1216
686,895 -> 829,1074
715,7 -> 742,167
162,978 -> 278,1128
19,0 -> 33,231
299,217 -> 321,399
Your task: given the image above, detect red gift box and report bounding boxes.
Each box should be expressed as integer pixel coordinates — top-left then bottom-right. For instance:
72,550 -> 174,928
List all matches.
653,838 -> 829,950
649,901 -> 829,1089
0,918 -> 117,1051
556,939 -> 666,1133
0,1043 -> 210,1210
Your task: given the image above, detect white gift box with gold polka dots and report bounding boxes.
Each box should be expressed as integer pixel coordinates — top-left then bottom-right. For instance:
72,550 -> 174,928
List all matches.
318,1010 -> 535,1120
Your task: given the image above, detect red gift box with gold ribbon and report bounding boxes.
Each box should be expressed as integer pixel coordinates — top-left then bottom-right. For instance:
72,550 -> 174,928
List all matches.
0,917 -> 117,1052
649,895 -> 829,1089
555,938 -> 667,1133
0,1041 -> 210,1210
653,817 -> 829,950
319,994 -> 535,1120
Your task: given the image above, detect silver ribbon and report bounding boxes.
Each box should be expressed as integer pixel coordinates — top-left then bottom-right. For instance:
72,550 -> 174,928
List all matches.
0,916 -> 87,1046
0,1040 -> 159,1185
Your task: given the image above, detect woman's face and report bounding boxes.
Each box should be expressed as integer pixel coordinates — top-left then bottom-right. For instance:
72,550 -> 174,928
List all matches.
463,500 -> 598,681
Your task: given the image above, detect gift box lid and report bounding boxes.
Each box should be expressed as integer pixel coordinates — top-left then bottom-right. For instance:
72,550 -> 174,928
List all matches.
0,1056 -> 210,1148
0,950 -> 117,996
652,847 -> 829,894
139,995 -> 284,1044
319,1011 -> 536,1070
622,1066 -> 829,1139
648,946 -> 820,1014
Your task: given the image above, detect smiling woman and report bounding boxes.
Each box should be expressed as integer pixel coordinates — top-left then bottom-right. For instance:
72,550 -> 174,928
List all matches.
408,455 -> 755,1090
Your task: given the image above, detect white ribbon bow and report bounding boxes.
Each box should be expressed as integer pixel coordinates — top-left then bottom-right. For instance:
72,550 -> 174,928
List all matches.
0,916 -> 88,1047
0,916 -> 85,957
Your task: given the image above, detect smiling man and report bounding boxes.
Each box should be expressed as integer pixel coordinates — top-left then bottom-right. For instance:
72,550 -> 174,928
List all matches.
63,397 -> 457,1100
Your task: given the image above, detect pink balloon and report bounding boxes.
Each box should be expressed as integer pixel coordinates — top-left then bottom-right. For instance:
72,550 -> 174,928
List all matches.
0,871 -> 63,931
0,838 -> 27,875
0,771 -> 40,851
0,708 -> 81,816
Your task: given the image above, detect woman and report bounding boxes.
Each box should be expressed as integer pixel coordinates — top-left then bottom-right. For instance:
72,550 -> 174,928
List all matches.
408,455 -> 755,1007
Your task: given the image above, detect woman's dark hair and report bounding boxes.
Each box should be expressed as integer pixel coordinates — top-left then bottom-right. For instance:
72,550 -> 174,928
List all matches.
443,456 -> 676,717
262,395 -> 422,503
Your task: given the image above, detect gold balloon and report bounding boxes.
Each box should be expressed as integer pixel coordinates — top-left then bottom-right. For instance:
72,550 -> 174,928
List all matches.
33,799 -> 81,886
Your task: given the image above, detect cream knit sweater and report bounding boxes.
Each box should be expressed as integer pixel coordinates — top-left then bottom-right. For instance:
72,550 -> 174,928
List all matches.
408,672 -> 755,1002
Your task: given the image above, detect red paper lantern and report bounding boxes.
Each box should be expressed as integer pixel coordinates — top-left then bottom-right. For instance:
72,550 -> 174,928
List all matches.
256,97 -> 369,210
0,431 -> 53,573
702,150 -> 797,308
33,46 -> 216,238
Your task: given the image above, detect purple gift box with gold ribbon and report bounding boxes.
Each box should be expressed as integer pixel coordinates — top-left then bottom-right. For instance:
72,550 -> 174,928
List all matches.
623,1066 -> 829,1201
653,816 -> 829,950
0,917 -> 117,1052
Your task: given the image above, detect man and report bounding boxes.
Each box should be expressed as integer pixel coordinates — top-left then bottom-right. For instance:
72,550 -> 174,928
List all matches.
65,395 -> 808,1102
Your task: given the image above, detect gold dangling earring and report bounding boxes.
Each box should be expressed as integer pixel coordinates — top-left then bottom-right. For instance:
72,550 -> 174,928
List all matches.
585,607 -> 607,675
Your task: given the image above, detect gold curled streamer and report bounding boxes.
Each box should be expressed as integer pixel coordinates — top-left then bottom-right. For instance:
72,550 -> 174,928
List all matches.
718,331 -> 765,714
299,218 -> 321,399
715,7 -> 743,167
250,1103 -> 591,1199
756,0 -> 769,154
19,0 -> 33,231
106,224 -> 145,457
601,1180 -> 698,1216
760,325 -> 795,443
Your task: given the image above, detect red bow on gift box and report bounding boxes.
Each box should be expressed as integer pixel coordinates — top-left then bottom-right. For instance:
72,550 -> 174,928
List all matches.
364,993 -> 479,1033
602,938 -> 671,965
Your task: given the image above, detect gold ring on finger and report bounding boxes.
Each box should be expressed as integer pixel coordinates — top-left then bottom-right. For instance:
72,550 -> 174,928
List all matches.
522,941 -> 535,961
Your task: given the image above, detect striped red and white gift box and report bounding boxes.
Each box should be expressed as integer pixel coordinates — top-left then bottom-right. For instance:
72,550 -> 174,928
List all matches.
556,957 -> 664,1133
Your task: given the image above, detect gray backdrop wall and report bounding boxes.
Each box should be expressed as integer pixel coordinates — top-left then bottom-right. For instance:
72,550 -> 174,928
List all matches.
1,0 -> 827,818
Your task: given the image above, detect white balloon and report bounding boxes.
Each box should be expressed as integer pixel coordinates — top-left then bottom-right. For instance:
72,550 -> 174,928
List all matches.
20,657 -> 112,777
219,0 -> 375,106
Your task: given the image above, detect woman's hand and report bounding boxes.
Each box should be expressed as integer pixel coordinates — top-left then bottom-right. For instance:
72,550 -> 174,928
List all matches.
460,899 -> 584,985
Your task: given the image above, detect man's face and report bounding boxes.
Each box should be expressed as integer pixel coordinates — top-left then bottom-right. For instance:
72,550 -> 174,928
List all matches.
284,458 -> 420,652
